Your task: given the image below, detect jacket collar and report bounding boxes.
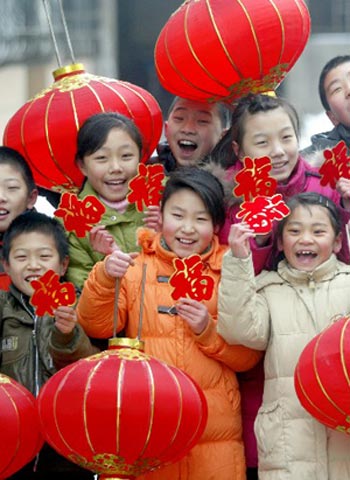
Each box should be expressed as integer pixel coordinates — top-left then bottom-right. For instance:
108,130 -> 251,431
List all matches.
137,228 -> 226,272
277,254 -> 339,286
275,156 -> 308,199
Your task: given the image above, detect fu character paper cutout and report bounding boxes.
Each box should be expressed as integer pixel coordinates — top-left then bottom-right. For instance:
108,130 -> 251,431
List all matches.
127,163 -> 165,212
169,254 -> 214,301
236,194 -> 290,234
233,156 -> 289,233
54,192 -> 106,237
30,270 -> 76,317
319,141 -> 350,188
233,156 -> 277,201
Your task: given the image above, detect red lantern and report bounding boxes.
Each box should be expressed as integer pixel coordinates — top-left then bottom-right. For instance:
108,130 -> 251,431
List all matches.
37,340 -> 208,479
154,0 -> 311,104
294,315 -> 350,434
3,64 -> 163,193
0,373 -> 44,479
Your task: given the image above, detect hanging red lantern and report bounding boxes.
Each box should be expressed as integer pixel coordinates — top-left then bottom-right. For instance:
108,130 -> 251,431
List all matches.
294,315 -> 350,434
3,64 -> 163,193
0,373 -> 44,479
37,340 -> 208,479
154,0 -> 311,104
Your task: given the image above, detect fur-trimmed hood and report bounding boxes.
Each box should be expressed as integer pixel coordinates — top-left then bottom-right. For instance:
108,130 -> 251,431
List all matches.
200,159 -> 242,208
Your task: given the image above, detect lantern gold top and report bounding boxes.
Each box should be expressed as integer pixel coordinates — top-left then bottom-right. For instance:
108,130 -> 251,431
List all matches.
108,337 -> 145,352
53,63 -> 85,81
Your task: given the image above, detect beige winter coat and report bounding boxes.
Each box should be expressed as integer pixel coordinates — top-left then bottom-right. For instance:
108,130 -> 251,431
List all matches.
218,252 -> 350,480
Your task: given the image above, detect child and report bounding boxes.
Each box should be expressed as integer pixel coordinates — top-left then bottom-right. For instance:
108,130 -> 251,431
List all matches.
0,211 -> 96,479
77,167 -> 262,480
205,92 -> 350,480
149,96 -> 229,173
0,146 -> 38,291
66,112 -> 159,289
208,93 -> 350,271
218,192 -> 350,479
302,55 -> 350,155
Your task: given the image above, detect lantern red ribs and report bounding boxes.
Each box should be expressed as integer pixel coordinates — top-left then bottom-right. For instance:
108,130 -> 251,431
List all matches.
155,0 -> 311,104
0,374 -> 43,479
3,64 -> 163,193
37,345 -> 208,479
294,315 -> 350,434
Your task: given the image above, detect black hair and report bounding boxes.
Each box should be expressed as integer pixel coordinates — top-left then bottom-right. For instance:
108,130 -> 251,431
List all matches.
2,211 -> 69,263
0,146 -> 36,193
209,93 -> 300,168
160,166 -> 226,229
318,55 -> 350,111
167,96 -> 230,130
75,112 -> 143,164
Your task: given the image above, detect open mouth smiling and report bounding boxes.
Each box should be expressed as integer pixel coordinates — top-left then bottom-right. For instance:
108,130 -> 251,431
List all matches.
178,140 -> 198,152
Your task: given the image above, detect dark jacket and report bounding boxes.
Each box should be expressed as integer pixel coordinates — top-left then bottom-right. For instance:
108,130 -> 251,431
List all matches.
301,123 -> 350,156
0,284 -> 96,477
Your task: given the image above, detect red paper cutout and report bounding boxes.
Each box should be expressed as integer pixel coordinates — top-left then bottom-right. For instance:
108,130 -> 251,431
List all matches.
54,193 -> 105,238
233,156 -> 277,201
30,270 -> 76,316
169,254 -> 214,301
127,163 -> 165,212
236,194 -> 290,234
319,141 -> 350,188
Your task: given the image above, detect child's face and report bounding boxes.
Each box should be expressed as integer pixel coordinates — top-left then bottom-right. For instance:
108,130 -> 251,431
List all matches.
324,61 -> 350,128
0,164 -> 37,233
3,232 -> 68,297
165,99 -> 224,167
233,107 -> 299,183
161,188 -> 214,258
79,128 -> 140,203
277,205 -> 342,272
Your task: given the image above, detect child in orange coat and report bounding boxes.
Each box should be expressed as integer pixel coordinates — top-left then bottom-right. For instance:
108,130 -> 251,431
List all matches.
77,167 -> 262,480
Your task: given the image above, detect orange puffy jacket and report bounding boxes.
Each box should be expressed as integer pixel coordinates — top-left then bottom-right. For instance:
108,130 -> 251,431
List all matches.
77,229 -> 262,480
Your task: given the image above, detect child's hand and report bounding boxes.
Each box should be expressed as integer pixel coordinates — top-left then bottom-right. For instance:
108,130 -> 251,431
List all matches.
54,305 -> 77,335
89,225 -> 119,255
143,205 -> 162,232
176,297 -> 209,335
228,222 -> 254,258
336,177 -> 350,211
104,249 -> 138,278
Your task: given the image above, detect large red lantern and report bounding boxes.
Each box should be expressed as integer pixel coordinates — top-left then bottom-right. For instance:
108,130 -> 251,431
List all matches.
154,0 -> 311,104
3,64 -> 163,193
294,315 -> 350,434
37,340 -> 208,479
0,373 -> 44,479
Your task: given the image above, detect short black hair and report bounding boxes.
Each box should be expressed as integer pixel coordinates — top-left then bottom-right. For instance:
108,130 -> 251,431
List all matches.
319,55 -> 350,111
161,166 -> 226,229
277,192 -> 341,239
0,146 -> 36,193
2,211 -> 69,263
75,112 -> 143,163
